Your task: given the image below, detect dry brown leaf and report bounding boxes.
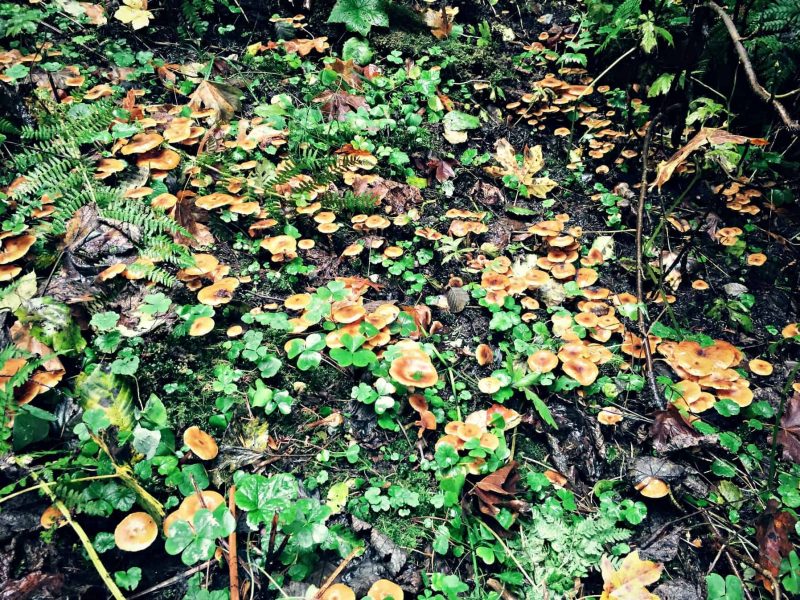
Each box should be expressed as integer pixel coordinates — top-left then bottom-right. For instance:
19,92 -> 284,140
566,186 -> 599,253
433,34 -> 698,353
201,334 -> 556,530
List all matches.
484,138 -> 557,198
281,37 -> 329,57
652,128 -> 767,190
776,391 -> 800,463
189,80 -> 242,124
600,551 -> 663,600
756,500 -> 797,591
424,6 -> 458,39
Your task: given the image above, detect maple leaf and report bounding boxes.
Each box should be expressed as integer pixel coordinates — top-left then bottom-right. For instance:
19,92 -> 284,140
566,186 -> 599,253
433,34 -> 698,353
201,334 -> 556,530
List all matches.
113,0 -> 152,30
777,391 -> 800,463
484,138 -> 558,198
756,500 -> 797,591
600,551 -> 663,600
469,462 -> 527,525
315,90 -> 368,121
329,59 -> 363,90
189,80 -> 242,124
424,6 -> 459,39
652,128 -> 767,190
327,0 -> 389,37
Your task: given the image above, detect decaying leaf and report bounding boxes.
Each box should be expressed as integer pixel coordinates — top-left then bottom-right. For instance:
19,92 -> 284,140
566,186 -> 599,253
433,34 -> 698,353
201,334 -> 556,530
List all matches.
424,6 -> 459,39
315,90 -> 368,121
652,128 -> 767,190
600,551 -> 663,600
189,80 -> 242,124
282,37 -> 330,56
329,58 -> 363,90
468,462 -> 527,525
777,392 -> 800,463
756,500 -> 797,591
484,138 -> 558,198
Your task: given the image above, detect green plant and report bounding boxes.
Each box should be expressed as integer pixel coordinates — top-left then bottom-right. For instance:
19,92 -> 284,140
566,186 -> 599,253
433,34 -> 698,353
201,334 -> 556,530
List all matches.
328,0 -> 390,37
165,503 -> 236,565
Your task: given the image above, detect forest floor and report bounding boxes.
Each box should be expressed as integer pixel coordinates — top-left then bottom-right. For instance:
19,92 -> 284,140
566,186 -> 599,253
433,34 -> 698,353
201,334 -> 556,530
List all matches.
1,1 -> 800,600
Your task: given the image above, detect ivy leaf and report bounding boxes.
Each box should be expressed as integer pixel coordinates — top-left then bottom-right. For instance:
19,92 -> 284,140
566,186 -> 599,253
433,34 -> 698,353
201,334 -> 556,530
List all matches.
328,0 -> 389,36
114,567 -> 142,591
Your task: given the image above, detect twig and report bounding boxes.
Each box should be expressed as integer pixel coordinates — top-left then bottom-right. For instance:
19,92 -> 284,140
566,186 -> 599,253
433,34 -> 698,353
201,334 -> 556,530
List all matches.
128,559 -> 216,599
229,486 -> 240,600
314,546 -> 363,599
705,1 -> 800,131
636,115 -> 665,408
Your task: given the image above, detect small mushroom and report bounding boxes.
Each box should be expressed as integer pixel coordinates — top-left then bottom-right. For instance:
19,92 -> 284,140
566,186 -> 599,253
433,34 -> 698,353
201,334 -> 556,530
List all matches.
748,358 -> 773,376
183,426 -> 219,461
321,584 -> 356,600
475,344 -> 494,366
368,579 -> 404,600
189,317 -> 215,337
562,357 -> 599,386
120,133 -> 164,156
114,512 -> 158,552
635,476 -> 670,499
389,354 -> 438,389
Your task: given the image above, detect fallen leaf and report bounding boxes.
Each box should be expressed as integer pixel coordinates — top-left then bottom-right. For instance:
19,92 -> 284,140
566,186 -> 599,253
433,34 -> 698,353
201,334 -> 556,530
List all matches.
189,80 -> 242,124
329,58 -> 362,90
652,128 -> 767,190
756,500 -> 797,591
113,0 -> 152,30
424,6 -> 459,39
776,392 -> 800,463
281,37 -> 330,56
315,90 -> 368,121
484,138 -> 557,198
600,551 -> 663,600
469,462 -> 527,525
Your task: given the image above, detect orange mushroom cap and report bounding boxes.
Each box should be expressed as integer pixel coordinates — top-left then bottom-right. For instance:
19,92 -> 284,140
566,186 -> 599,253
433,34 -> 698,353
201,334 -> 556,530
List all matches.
475,344 -> 494,366
389,354 -> 439,388
562,357 -> 599,386
368,579 -> 404,600
189,316 -> 215,337
120,132 -> 164,155
321,583 -> 356,600
183,426 -> 219,460
114,512 -> 158,552
635,476 -> 670,499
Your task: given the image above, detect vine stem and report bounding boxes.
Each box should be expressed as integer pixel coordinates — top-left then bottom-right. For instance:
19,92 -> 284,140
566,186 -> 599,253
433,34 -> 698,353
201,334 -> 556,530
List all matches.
33,474 -> 126,600
636,115 -> 665,408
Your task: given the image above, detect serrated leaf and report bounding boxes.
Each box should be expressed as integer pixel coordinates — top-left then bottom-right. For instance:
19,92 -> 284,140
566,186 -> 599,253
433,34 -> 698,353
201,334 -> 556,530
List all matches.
327,0 -> 389,37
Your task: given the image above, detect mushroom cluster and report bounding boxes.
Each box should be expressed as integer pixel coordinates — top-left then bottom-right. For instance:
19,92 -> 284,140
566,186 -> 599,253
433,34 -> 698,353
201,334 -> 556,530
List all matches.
0,232 -> 36,282
436,404 -> 521,474
713,181 -> 761,215
658,339 -> 752,414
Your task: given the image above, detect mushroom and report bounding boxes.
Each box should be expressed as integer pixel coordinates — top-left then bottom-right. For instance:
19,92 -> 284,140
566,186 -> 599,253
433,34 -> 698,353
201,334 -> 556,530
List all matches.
749,358 -> 773,376
189,316 -> 215,337
746,253 -> 767,267
389,354 -> 438,389
368,579 -> 404,600
0,234 -> 36,264
40,505 -> 66,529
782,323 -> 799,339
475,344 -> 494,366
197,278 -> 239,306
183,426 -> 219,461
527,350 -> 559,374
0,265 -> 21,281
114,512 -> 158,552
321,584 -> 356,600
597,407 -> 623,425
179,490 -> 225,520
635,477 -> 670,499
478,377 -> 501,394
227,325 -> 244,338
136,149 -> 180,170
120,133 -> 164,155
562,357 -> 599,386
331,301 -> 366,324
284,293 -> 312,311
486,404 -> 521,430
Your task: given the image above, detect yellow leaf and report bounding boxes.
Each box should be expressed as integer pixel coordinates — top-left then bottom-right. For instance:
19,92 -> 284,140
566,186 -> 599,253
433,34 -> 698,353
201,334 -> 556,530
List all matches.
600,551 -> 663,600
484,138 -> 557,198
114,0 -> 152,30
326,480 -> 353,514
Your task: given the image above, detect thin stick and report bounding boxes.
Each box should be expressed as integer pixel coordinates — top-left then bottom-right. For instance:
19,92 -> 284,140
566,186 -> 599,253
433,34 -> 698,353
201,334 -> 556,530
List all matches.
129,559 -> 216,599
314,546 -> 363,599
705,1 -> 799,131
636,115 -> 665,407
229,486 -> 240,600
